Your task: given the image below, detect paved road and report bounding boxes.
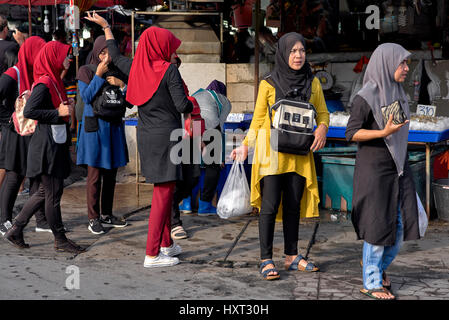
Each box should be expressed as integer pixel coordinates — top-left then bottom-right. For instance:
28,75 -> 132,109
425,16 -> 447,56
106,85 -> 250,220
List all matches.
1,181 -> 449,303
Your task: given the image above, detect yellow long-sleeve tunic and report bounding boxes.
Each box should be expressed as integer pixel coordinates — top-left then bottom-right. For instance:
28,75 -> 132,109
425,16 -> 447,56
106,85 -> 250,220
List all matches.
242,77 -> 329,218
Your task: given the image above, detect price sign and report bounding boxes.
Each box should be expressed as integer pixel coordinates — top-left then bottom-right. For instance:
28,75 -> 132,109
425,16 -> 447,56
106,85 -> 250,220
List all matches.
417,104 -> 437,117
226,113 -> 245,123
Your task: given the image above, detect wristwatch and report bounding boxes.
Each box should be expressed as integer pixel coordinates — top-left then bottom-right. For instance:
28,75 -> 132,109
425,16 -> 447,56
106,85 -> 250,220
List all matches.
102,25 -> 110,30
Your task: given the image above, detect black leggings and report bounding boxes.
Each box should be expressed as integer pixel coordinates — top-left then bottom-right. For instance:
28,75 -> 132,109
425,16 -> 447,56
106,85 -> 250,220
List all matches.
0,171 -> 46,226
259,172 -> 306,260
14,174 -> 66,241
200,164 -> 221,202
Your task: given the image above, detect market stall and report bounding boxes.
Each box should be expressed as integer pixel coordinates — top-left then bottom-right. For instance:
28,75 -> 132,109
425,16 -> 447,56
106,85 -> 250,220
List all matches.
327,112 -> 449,218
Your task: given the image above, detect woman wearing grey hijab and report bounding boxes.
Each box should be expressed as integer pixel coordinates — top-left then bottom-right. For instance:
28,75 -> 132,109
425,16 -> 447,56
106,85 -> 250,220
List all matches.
346,43 -> 420,300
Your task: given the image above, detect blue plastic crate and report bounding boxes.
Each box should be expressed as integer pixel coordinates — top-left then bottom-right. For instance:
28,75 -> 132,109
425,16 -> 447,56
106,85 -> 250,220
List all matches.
321,156 -> 355,212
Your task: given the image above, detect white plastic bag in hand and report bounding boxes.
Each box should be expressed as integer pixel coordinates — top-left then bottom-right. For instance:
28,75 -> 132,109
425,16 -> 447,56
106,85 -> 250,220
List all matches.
217,161 -> 252,219
417,193 -> 428,237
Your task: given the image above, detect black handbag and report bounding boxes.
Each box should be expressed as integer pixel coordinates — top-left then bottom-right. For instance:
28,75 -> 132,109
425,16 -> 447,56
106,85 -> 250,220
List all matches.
265,76 -> 316,155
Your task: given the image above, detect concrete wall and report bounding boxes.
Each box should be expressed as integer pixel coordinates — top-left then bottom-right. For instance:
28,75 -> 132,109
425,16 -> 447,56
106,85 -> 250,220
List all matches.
226,63 -> 273,113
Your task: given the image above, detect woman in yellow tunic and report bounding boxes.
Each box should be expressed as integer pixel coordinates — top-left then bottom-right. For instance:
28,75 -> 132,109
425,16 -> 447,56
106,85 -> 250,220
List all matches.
231,32 -> 329,280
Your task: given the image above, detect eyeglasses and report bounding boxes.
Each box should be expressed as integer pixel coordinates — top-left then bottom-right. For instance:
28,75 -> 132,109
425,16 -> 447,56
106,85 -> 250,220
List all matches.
290,48 -> 306,55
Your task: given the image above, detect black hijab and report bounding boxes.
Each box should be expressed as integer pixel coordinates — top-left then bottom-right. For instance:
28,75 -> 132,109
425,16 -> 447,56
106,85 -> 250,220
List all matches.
269,32 -> 314,102
77,35 -> 127,85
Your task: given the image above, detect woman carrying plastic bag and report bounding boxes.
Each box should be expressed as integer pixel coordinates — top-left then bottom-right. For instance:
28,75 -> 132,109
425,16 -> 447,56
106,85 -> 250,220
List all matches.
217,161 -> 252,219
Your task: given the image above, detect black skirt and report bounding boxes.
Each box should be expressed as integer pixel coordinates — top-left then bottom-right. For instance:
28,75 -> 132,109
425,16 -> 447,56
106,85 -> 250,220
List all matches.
26,123 -> 72,179
0,122 -> 32,176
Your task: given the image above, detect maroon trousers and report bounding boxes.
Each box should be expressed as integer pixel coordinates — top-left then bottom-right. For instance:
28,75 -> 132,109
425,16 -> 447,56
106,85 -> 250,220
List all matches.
87,166 -> 118,220
146,181 -> 176,256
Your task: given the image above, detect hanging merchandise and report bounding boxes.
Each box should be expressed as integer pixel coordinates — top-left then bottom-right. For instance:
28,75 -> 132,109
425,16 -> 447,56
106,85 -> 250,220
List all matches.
231,0 -> 254,29
380,5 -> 398,34
65,1 -> 80,31
71,32 -> 79,56
410,59 -> 423,102
43,8 -> 50,33
398,5 -> 407,27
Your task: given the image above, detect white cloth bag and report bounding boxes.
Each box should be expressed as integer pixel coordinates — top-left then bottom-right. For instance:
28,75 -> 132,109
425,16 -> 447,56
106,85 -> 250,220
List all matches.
217,161 -> 252,219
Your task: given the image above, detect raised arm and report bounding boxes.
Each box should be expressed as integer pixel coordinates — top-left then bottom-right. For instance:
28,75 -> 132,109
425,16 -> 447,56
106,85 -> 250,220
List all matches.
85,12 -> 132,75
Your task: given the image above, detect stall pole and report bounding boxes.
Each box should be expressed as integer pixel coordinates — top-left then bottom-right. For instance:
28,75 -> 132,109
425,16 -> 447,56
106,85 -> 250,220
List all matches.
28,0 -> 32,35
426,143 -> 431,219
131,11 -> 135,58
254,0 -> 260,102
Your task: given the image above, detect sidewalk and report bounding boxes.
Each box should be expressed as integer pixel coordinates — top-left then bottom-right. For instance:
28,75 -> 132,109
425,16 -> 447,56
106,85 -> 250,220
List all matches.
1,179 -> 449,300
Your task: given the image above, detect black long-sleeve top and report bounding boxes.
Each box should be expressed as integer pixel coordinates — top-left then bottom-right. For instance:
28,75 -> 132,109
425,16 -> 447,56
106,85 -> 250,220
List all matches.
107,39 -> 132,77
23,84 -> 65,124
0,73 -> 18,124
24,83 -> 71,179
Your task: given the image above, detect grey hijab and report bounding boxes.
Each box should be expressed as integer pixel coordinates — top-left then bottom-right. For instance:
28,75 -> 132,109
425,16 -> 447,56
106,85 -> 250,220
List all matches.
357,43 -> 411,176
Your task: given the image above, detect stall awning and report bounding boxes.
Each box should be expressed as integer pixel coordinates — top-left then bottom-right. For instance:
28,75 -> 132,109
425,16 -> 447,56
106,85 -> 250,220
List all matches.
0,0 -> 125,6
0,1 -> 68,4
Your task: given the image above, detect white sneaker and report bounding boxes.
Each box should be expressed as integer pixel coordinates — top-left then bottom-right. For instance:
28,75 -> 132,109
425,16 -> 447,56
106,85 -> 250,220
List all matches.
0,221 -> 12,236
160,243 -> 182,257
35,226 -> 53,233
143,253 -> 179,268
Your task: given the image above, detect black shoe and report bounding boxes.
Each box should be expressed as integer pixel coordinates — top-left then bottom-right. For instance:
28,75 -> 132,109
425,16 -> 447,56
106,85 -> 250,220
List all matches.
5,224 -> 29,249
100,215 -> 127,228
54,238 -> 86,254
0,220 -> 12,236
88,218 -> 105,235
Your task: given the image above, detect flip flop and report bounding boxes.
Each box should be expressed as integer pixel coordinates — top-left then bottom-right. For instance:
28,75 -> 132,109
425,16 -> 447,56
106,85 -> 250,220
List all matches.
360,288 -> 395,300
360,260 -> 391,290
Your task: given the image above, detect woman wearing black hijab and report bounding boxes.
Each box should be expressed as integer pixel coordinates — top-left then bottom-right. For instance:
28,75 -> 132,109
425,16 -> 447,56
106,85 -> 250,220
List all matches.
76,35 -> 129,235
231,33 -> 329,280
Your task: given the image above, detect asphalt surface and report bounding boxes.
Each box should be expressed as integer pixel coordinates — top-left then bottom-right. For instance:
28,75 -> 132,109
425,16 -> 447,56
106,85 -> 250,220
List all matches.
1,178 -> 449,305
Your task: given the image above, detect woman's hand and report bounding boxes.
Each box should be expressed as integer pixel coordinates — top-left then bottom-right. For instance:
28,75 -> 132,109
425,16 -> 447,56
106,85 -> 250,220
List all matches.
96,59 -> 109,77
311,123 -> 327,152
382,114 -> 409,137
85,11 -> 109,28
230,145 -> 248,162
58,102 -> 73,117
106,76 -> 125,89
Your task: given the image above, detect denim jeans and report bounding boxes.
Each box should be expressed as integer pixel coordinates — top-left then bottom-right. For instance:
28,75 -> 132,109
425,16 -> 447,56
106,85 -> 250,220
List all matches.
362,207 -> 404,290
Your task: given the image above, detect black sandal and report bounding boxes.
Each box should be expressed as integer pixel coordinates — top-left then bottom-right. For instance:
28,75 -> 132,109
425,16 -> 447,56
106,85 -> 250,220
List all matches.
360,287 -> 395,300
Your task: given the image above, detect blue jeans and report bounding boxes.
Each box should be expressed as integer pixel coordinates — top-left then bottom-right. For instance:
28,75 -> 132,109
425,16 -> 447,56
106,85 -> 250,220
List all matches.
362,207 -> 404,290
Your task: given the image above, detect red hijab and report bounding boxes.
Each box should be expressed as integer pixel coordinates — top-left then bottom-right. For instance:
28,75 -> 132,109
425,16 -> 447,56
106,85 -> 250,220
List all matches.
4,36 -> 46,95
126,26 -> 181,106
33,41 -> 70,111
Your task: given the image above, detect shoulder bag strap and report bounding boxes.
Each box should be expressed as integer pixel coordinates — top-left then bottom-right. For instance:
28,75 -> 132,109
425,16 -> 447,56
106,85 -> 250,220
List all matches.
13,66 -> 20,93
207,89 -> 223,115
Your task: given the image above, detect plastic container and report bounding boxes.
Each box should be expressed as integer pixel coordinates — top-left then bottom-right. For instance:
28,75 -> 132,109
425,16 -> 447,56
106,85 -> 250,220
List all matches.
433,179 -> 449,221
321,155 -> 355,212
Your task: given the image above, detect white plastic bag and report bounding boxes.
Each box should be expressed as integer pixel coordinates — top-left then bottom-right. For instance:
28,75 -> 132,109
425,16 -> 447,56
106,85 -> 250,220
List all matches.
417,193 -> 428,237
217,161 -> 252,219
